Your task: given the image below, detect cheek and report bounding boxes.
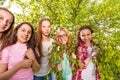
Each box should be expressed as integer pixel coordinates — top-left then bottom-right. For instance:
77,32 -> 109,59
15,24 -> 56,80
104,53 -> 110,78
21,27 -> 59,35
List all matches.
4,26 -> 10,31
28,34 -> 32,39
59,38 -> 62,43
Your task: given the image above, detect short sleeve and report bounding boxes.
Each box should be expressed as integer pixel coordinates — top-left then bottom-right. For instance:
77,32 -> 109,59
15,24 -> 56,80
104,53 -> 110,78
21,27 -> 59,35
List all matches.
0,47 -> 9,63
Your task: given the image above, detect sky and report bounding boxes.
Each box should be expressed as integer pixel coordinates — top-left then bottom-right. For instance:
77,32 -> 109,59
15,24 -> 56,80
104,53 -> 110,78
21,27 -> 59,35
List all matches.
2,0 -> 22,14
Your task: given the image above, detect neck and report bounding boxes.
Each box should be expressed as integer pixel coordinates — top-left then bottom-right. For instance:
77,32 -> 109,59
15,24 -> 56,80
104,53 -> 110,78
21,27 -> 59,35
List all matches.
42,34 -> 50,41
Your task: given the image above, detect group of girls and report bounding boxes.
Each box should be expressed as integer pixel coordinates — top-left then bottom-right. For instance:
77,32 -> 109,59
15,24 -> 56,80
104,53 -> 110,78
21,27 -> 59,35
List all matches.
0,7 -> 100,80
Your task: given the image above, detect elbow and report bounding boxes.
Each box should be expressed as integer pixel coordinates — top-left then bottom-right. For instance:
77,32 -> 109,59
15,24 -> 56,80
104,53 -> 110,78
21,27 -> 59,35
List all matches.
34,67 -> 40,72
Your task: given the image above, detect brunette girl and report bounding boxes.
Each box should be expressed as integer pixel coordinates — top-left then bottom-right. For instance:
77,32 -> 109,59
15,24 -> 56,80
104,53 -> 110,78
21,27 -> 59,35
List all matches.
0,22 -> 40,80
73,25 -> 100,80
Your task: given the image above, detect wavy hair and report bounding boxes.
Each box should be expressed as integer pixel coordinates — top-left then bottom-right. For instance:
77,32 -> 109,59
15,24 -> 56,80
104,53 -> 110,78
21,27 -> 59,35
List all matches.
75,25 -> 94,54
55,27 -> 71,58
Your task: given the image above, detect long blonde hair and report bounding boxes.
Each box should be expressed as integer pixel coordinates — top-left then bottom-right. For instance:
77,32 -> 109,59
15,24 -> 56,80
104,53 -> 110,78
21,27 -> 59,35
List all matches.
55,27 -> 71,58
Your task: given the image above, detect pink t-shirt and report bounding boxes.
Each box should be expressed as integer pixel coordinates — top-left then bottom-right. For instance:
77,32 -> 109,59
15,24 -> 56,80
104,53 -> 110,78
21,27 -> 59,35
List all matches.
0,42 -> 33,80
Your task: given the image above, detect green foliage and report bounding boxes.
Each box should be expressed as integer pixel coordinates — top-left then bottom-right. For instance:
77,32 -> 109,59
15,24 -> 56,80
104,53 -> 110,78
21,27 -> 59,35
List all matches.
2,0 -> 120,79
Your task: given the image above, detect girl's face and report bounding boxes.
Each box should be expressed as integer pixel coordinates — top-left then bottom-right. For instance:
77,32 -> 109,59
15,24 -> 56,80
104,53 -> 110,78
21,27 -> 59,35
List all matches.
58,31 -> 68,45
41,20 -> 51,37
0,10 -> 13,33
16,24 -> 32,43
80,29 -> 92,44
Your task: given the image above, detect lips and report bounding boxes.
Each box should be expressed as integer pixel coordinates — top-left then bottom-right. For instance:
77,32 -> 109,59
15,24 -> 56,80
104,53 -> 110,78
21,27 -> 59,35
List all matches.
21,36 -> 28,40
0,26 -> 6,28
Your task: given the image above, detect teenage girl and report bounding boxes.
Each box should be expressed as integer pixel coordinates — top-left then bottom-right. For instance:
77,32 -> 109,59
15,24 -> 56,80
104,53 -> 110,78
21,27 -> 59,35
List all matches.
0,22 -> 40,80
73,25 -> 100,80
34,18 -> 54,80
55,27 -> 72,80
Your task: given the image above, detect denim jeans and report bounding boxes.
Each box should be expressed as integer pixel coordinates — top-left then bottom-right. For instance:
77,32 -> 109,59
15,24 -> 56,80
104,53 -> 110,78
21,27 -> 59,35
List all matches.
34,73 -> 52,80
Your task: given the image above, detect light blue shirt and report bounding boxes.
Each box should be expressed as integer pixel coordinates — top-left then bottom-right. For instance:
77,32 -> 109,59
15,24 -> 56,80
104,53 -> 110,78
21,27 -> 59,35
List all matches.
62,50 -> 72,80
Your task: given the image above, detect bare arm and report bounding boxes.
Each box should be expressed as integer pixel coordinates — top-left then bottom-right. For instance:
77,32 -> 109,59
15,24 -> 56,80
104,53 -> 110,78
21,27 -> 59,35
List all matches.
25,48 -> 40,72
57,60 -> 62,71
0,59 -> 32,80
85,50 -> 99,67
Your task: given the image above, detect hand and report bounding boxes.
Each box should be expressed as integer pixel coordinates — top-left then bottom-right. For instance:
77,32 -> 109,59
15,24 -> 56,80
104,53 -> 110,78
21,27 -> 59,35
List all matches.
19,59 -> 33,69
48,45 -> 53,54
72,53 -> 76,59
25,48 -> 36,60
91,49 -> 100,57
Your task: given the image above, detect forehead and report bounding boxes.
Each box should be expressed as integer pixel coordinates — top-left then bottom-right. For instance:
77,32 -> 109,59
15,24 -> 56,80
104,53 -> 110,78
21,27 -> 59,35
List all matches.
0,10 -> 13,19
19,24 -> 32,31
59,30 -> 66,35
42,20 -> 50,25
80,29 -> 91,34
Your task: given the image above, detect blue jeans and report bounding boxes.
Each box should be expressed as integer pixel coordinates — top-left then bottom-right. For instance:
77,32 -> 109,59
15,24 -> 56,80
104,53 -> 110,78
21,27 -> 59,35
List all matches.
34,73 -> 52,80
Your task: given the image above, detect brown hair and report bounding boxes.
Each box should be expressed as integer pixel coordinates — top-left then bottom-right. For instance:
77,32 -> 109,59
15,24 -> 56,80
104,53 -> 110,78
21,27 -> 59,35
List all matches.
10,22 -> 40,63
75,25 -> 94,54
55,27 -> 71,58
36,18 -> 51,58
0,7 -> 15,51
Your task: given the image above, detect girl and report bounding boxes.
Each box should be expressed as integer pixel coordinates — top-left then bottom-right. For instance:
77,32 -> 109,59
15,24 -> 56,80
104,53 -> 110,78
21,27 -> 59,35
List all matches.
0,7 -> 14,51
0,22 -> 40,80
55,27 -> 72,80
73,25 -> 100,80
34,18 -> 54,80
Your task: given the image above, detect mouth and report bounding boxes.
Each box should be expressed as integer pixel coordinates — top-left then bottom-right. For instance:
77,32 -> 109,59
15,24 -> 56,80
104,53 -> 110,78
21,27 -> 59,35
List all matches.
0,26 -> 6,29
22,36 -> 28,40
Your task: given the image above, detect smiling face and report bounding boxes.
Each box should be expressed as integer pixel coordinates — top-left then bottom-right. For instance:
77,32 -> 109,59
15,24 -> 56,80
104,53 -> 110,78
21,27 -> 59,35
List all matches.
41,20 -> 51,37
0,9 -> 13,33
79,29 -> 92,44
16,24 -> 32,43
58,30 -> 68,45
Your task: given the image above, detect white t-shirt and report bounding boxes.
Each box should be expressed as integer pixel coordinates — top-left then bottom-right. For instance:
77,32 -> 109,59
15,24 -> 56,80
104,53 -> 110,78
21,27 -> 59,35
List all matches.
34,38 -> 54,76
81,47 -> 96,80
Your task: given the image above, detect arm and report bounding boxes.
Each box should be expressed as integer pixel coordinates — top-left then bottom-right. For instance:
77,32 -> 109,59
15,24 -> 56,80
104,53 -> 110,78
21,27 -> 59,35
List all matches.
0,59 -> 32,80
57,60 -> 62,71
32,59 -> 40,72
25,48 -> 40,72
85,49 -> 99,67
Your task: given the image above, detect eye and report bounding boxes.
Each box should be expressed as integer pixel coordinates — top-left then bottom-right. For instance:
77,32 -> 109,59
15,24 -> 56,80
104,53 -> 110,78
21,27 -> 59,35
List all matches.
81,35 -> 85,37
87,34 -> 90,36
8,21 -> 12,25
42,26 -> 46,28
28,31 -> 32,35
21,29 -> 25,32
48,26 -> 51,28
0,16 -> 3,20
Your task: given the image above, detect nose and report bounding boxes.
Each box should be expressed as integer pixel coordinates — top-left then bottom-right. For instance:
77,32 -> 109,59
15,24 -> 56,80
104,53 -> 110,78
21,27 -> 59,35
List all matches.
25,32 -> 29,36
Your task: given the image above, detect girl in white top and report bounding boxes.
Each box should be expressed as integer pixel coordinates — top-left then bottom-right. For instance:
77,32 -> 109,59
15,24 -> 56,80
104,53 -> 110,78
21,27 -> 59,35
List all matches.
34,18 -> 54,80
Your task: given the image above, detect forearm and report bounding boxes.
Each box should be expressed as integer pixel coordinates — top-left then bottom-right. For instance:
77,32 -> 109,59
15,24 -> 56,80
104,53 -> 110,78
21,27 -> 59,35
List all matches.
84,55 -> 92,67
57,61 -> 62,71
32,59 -> 40,72
0,64 -> 21,80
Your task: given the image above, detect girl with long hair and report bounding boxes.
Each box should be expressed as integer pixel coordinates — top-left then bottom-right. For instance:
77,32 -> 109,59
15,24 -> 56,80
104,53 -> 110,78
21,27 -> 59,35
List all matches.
34,18 -> 54,80
73,25 -> 100,80
0,22 -> 40,80
55,27 -> 72,80
0,7 -> 14,51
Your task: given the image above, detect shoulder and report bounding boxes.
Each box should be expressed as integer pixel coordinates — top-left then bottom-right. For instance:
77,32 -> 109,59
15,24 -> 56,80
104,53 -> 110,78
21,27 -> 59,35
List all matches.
50,38 -> 54,43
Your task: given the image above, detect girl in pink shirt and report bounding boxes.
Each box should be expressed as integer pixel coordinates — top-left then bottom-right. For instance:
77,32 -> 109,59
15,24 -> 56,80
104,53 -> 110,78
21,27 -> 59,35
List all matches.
0,22 -> 40,80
